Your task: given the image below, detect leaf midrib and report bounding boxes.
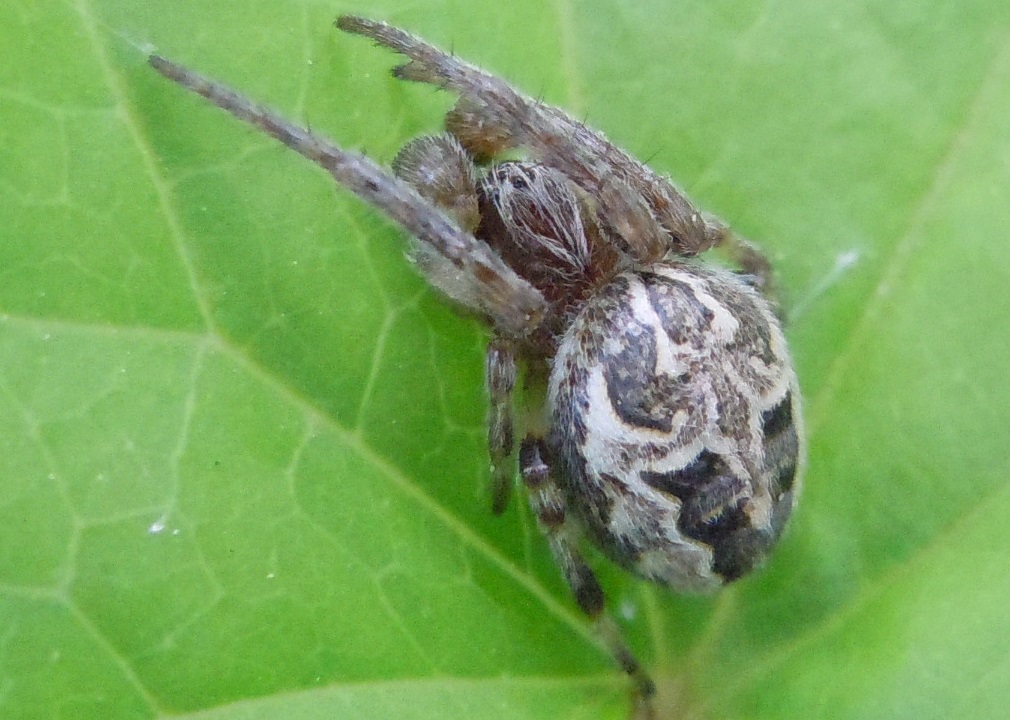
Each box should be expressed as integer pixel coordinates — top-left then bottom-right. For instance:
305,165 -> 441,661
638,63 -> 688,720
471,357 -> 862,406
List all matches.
73,0 -> 215,335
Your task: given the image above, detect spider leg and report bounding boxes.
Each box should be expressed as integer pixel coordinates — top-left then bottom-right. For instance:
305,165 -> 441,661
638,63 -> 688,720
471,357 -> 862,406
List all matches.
520,436 -> 656,719
485,339 -> 517,514
391,133 -> 480,232
710,224 -> 782,313
596,175 -> 669,264
149,55 -> 546,340
337,15 -> 719,260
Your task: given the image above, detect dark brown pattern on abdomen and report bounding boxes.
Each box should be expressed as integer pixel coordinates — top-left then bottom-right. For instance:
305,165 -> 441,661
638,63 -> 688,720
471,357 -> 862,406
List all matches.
602,322 -> 683,432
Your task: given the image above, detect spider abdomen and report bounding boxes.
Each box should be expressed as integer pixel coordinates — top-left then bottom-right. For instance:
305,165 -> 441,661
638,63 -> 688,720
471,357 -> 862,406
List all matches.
548,263 -> 802,592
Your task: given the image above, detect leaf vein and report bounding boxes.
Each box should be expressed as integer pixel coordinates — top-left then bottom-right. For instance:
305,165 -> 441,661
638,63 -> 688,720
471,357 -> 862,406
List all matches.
72,0 -> 216,334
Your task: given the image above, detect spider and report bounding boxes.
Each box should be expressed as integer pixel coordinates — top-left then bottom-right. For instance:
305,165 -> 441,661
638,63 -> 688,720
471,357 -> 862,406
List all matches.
151,15 -> 803,719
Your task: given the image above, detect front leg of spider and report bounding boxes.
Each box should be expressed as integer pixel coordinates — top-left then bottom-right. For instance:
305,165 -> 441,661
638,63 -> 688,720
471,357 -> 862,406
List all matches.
390,136 -> 519,514
148,56 -> 547,339
336,14 -> 722,259
520,437 -> 657,719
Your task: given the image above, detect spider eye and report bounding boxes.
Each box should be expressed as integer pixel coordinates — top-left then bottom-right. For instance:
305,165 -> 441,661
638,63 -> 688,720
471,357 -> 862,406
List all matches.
491,164 -> 537,191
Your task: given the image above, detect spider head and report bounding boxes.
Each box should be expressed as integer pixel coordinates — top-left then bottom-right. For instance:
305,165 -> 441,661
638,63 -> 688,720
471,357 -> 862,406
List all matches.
476,162 -> 618,322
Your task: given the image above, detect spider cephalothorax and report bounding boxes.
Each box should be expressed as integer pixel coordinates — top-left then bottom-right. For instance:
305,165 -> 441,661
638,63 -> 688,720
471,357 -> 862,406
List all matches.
475,160 -> 619,343
151,17 -> 803,719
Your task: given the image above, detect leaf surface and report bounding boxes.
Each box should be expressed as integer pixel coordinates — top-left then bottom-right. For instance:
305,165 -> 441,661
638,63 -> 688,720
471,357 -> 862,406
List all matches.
2,1 -> 1009,718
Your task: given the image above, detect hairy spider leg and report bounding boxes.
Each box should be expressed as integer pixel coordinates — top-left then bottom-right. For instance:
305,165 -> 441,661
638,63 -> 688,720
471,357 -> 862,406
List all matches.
149,54 -> 547,340
484,340 -> 518,514
520,436 -> 657,720
337,15 -> 720,260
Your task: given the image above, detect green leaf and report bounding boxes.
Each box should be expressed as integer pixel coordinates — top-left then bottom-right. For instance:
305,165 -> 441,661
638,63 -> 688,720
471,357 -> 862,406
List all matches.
2,0 -> 1009,718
